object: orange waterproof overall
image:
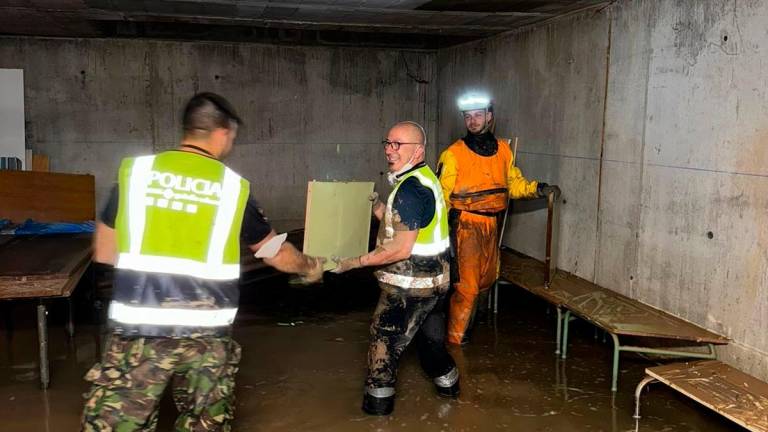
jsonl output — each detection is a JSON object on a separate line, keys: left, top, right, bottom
{"left": 438, "top": 138, "right": 538, "bottom": 344}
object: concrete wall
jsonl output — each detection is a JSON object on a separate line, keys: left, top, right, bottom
{"left": 0, "top": 37, "right": 437, "bottom": 230}
{"left": 2, "top": 0, "right": 766, "bottom": 380}
{"left": 437, "top": 0, "right": 768, "bottom": 380}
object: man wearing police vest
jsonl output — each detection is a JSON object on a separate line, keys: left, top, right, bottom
{"left": 332, "top": 121, "right": 458, "bottom": 416}
{"left": 438, "top": 93, "right": 560, "bottom": 346}
{"left": 81, "top": 93, "right": 325, "bottom": 431}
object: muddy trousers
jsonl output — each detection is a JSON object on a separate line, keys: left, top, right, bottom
{"left": 447, "top": 211, "right": 500, "bottom": 345}
{"left": 365, "top": 283, "right": 458, "bottom": 412}
{"left": 81, "top": 334, "right": 241, "bottom": 432}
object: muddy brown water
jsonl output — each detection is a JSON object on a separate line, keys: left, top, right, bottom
{"left": 0, "top": 271, "right": 741, "bottom": 431}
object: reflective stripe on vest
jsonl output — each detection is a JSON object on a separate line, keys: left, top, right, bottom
{"left": 109, "top": 301, "right": 237, "bottom": 327}
{"left": 384, "top": 166, "right": 449, "bottom": 257}
{"left": 115, "top": 254, "right": 240, "bottom": 280}
{"left": 115, "top": 153, "right": 246, "bottom": 280}
{"left": 434, "top": 367, "right": 459, "bottom": 388}
{"left": 377, "top": 271, "right": 448, "bottom": 289}
{"left": 366, "top": 387, "right": 396, "bottom": 398}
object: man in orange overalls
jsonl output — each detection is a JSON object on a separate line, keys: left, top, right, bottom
{"left": 438, "top": 93, "right": 560, "bottom": 345}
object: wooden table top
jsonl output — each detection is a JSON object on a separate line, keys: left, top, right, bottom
{"left": 0, "top": 234, "right": 92, "bottom": 299}
{"left": 500, "top": 249, "right": 729, "bottom": 344}
{"left": 646, "top": 360, "right": 768, "bottom": 432}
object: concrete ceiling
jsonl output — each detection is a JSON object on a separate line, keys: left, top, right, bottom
{"left": 0, "top": 0, "right": 609, "bottom": 48}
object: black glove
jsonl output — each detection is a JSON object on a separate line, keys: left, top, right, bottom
{"left": 537, "top": 183, "right": 561, "bottom": 198}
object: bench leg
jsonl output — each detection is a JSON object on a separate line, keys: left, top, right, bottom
{"left": 489, "top": 281, "right": 500, "bottom": 314}
{"left": 633, "top": 375, "right": 656, "bottom": 419}
{"left": 555, "top": 307, "right": 563, "bottom": 355}
{"left": 610, "top": 333, "right": 620, "bottom": 392}
{"left": 706, "top": 343, "right": 717, "bottom": 359}
{"left": 561, "top": 310, "right": 571, "bottom": 360}
{"left": 37, "top": 302, "right": 50, "bottom": 389}
{"left": 66, "top": 297, "right": 75, "bottom": 338}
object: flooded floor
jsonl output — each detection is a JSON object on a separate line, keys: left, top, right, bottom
{"left": 0, "top": 272, "right": 741, "bottom": 431}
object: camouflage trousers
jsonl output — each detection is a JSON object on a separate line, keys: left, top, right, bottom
{"left": 81, "top": 334, "right": 242, "bottom": 432}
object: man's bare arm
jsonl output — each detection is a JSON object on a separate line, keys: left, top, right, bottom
{"left": 332, "top": 229, "right": 417, "bottom": 273}
{"left": 360, "top": 230, "right": 417, "bottom": 267}
{"left": 93, "top": 221, "right": 117, "bottom": 265}
{"left": 249, "top": 230, "right": 324, "bottom": 278}
{"left": 372, "top": 201, "right": 385, "bottom": 221}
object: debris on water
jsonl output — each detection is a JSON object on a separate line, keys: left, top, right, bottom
{"left": 14, "top": 371, "right": 36, "bottom": 382}
{"left": 277, "top": 320, "right": 305, "bottom": 327}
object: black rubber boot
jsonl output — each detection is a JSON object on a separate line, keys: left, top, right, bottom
{"left": 460, "top": 332, "right": 472, "bottom": 346}
{"left": 460, "top": 302, "right": 481, "bottom": 346}
{"left": 362, "top": 393, "right": 395, "bottom": 416}
{"left": 476, "top": 291, "right": 490, "bottom": 324}
{"left": 435, "top": 382, "right": 460, "bottom": 398}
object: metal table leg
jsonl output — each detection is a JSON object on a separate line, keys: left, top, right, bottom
{"left": 610, "top": 337, "right": 716, "bottom": 392}
{"left": 2, "top": 300, "right": 14, "bottom": 333}
{"left": 66, "top": 297, "right": 75, "bottom": 338}
{"left": 37, "top": 302, "right": 49, "bottom": 389}
{"left": 633, "top": 375, "right": 656, "bottom": 419}
{"left": 561, "top": 310, "right": 572, "bottom": 359}
{"left": 555, "top": 307, "right": 563, "bottom": 355}
{"left": 610, "top": 333, "right": 621, "bottom": 392}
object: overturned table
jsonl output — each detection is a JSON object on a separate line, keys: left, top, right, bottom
{"left": 0, "top": 234, "right": 92, "bottom": 389}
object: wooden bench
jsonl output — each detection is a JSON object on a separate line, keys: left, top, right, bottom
{"left": 634, "top": 360, "right": 768, "bottom": 431}
{"left": 499, "top": 248, "right": 730, "bottom": 391}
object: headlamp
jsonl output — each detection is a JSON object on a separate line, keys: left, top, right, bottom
{"left": 457, "top": 93, "right": 491, "bottom": 111}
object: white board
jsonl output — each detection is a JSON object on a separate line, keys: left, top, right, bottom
{"left": 303, "top": 181, "right": 374, "bottom": 270}
{"left": 0, "top": 69, "right": 25, "bottom": 170}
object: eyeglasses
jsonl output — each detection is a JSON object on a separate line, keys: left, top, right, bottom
{"left": 381, "top": 139, "right": 422, "bottom": 150}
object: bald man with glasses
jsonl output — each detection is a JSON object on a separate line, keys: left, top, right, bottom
{"left": 332, "top": 121, "right": 459, "bottom": 415}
